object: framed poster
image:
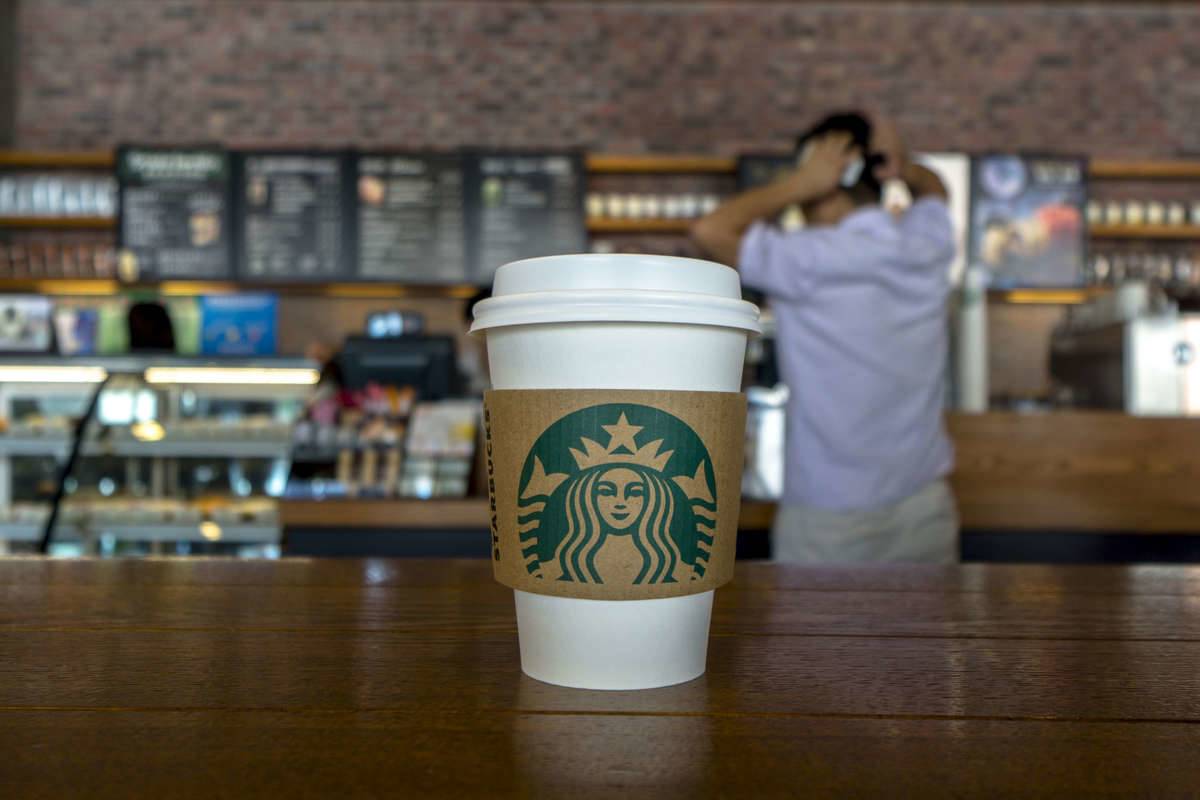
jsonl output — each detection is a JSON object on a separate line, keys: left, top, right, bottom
{"left": 968, "top": 154, "right": 1087, "bottom": 288}
{"left": 116, "top": 145, "right": 233, "bottom": 281}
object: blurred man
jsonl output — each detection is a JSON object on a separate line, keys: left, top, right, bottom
{"left": 691, "top": 112, "right": 958, "bottom": 563}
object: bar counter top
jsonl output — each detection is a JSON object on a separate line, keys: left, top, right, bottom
{"left": 2, "top": 557, "right": 1199, "bottom": 796}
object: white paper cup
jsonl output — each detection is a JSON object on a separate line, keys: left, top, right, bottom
{"left": 472, "top": 253, "right": 759, "bottom": 690}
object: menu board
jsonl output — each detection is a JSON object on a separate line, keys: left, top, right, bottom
{"left": 116, "top": 146, "right": 232, "bottom": 281}
{"left": 464, "top": 151, "right": 586, "bottom": 283}
{"left": 968, "top": 154, "right": 1087, "bottom": 288}
{"left": 355, "top": 153, "right": 467, "bottom": 283}
{"left": 737, "top": 153, "right": 804, "bottom": 232}
{"left": 736, "top": 154, "right": 796, "bottom": 191}
{"left": 234, "top": 151, "right": 353, "bottom": 281}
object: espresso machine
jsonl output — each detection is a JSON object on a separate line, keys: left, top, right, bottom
{"left": 1050, "top": 283, "right": 1200, "bottom": 416}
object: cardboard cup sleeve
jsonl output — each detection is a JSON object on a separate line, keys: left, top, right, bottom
{"left": 484, "top": 388, "right": 747, "bottom": 601}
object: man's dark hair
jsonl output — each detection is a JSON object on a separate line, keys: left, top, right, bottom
{"left": 795, "top": 111, "right": 884, "bottom": 205}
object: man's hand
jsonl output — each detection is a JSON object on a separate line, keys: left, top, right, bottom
{"left": 690, "top": 131, "right": 858, "bottom": 267}
{"left": 793, "top": 131, "right": 860, "bottom": 198}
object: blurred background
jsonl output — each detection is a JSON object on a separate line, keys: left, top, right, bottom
{"left": 0, "top": 0, "right": 1198, "bottom": 561}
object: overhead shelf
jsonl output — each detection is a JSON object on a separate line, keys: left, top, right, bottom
{"left": 991, "top": 287, "right": 1106, "bottom": 305}
{"left": 587, "top": 217, "right": 694, "bottom": 234}
{"left": 1089, "top": 160, "right": 1200, "bottom": 180}
{"left": 0, "top": 151, "right": 1198, "bottom": 180}
{"left": 0, "top": 216, "right": 115, "bottom": 229}
{"left": 0, "top": 151, "right": 115, "bottom": 169}
{"left": 0, "top": 435, "right": 292, "bottom": 460}
{"left": 586, "top": 154, "right": 737, "bottom": 174}
{"left": 0, "top": 278, "right": 480, "bottom": 298}
{"left": 1089, "top": 224, "right": 1200, "bottom": 239}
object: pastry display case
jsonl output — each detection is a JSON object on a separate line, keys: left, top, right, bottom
{"left": 0, "top": 355, "right": 317, "bottom": 555}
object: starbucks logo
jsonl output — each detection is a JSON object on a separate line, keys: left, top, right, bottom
{"left": 516, "top": 403, "right": 717, "bottom": 585}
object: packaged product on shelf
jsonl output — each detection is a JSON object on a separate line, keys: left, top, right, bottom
{"left": 1167, "top": 202, "right": 1187, "bottom": 226}
{"left": 625, "top": 194, "right": 644, "bottom": 219}
{"left": 680, "top": 194, "right": 700, "bottom": 218}
{"left": 585, "top": 193, "right": 605, "bottom": 219}
{"left": 1146, "top": 201, "right": 1165, "bottom": 225}
{"left": 1105, "top": 201, "right": 1124, "bottom": 226}
{"left": 1124, "top": 201, "right": 1144, "bottom": 226}
{"left": 605, "top": 193, "right": 627, "bottom": 218}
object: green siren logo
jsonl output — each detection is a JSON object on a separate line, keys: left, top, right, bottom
{"left": 517, "top": 403, "right": 717, "bottom": 585}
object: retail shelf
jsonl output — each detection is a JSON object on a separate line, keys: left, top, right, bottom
{"left": 0, "top": 521, "right": 278, "bottom": 544}
{"left": 0, "top": 151, "right": 114, "bottom": 169}
{"left": 1089, "top": 224, "right": 1200, "bottom": 239}
{"left": 587, "top": 217, "right": 694, "bottom": 234}
{"left": 0, "top": 277, "right": 479, "bottom": 298}
{"left": 990, "top": 287, "right": 1106, "bottom": 305}
{"left": 3, "top": 150, "right": 1200, "bottom": 180}
{"left": 1089, "top": 160, "right": 1200, "bottom": 180}
{"left": 0, "top": 435, "right": 292, "bottom": 460}
{"left": 0, "top": 216, "right": 115, "bottom": 229}
{"left": 586, "top": 154, "right": 737, "bottom": 174}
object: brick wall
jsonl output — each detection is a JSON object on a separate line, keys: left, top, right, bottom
{"left": 0, "top": 0, "right": 15, "bottom": 146}
{"left": 14, "top": 1, "right": 1200, "bottom": 157}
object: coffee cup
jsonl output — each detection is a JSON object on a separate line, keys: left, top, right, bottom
{"left": 471, "top": 253, "right": 760, "bottom": 690}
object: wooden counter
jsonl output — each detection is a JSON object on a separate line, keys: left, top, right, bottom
{"left": 948, "top": 411, "right": 1200, "bottom": 533}
{"left": 282, "top": 412, "right": 1200, "bottom": 535}
{"left": 3, "top": 557, "right": 1199, "bottom": 796}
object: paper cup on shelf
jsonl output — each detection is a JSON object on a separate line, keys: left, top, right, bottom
{"left": 471, "top": 254, "right": 760, "bottom": 690}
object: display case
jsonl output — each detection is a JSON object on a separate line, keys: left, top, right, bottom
{"left": 0, "top": 355, "right": 317, "bottom": 555}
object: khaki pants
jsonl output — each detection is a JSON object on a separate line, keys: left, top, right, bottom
{"left": 771, "top": 480, "right": 959, "bottom": 564}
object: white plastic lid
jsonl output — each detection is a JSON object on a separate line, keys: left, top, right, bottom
{"left": 469, "top": 253, "right": 761, "bottom": 334}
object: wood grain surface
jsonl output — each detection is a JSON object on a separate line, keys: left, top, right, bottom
{"left": 2, "top": 558, "right": 1199, "bottom": 797}
{"left": 280, "top": 413, "right": 1200, "bottom": 536}
{"left": 948, "top": 411, "right": 1200, "bottom": 532}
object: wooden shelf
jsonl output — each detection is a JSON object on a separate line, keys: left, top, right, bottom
{"left": 990, "top": 288, "right": 1106, "bottom": 305}
{"left": 586, "top": 154, "right": 737, "bottom": 174}
{"left": 0, "top": 151, "right": 1197, "bottom": 181}
{"left": 587, "top": 217, "right": 694, "bottom": 234}
{"left": 0, "top": 151, "right": 114, "bottom": 169}
{"left": 0, "top": 216, "right": 115, "bottom": 229}
{"left": 0, "top": 279, "right": 120, "bottom": 295}
{"left": 0, "top": 277, "right": 480, "bottom": 298}
{"left": 1090, "top": 160, "right": 1200, "bottom": 180}
{"left": 1090, "top": 223, "right": 1200, "bottom": 239}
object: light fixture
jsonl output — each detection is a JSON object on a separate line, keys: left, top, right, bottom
{"left": 198, "top": 521, "right": 223, "bottom": 542}
{"left": 130, "top": 420, "right": 166, "bottom": 443}
{"left": 1003, "top": 289, "right": 1091, "bottom": 305}
{"left": 142, "top": 367, "right": 320, "bottom": 386}
{"left": 0, "top": 366, "right": 108, "bottom": 383}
